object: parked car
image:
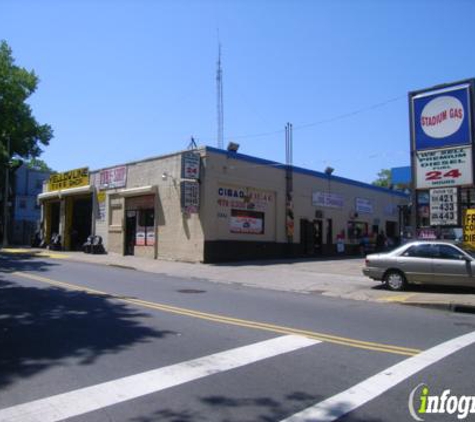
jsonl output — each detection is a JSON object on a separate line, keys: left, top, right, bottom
{"left": 362, "top": 240, "right": 475, "bottom": 291}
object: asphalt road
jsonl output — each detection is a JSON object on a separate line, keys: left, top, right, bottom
{"left": 1, "top": 254, "right": 475, "bottom": 422}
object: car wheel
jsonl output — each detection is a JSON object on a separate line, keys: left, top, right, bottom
{"left": 384, "top": 270, "right": 406, "bottom": 291}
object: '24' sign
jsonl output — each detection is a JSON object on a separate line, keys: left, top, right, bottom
{"left": 425, "top": 169, "right": 461, "bottom": 181}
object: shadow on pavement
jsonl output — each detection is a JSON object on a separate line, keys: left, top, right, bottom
{"left": 371, "top": 282, "right": 475, "bottom": 295}
{"left": 0, "top": 253, "right": 59, "bottom": 273}
{"left": 131, "top": 391, "right": 385, "bottom": 422}
{"left": 210, "top": 256, "right": 363, "bottom": 268}
{"left": 0, "top": 272, "right": 175, "bottom": 388}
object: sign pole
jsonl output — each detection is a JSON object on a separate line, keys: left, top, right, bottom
{"left": 2, "top": 136, "right": 10, "bottom": 248}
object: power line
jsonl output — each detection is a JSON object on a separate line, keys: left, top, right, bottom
{"left": 219, "top": 94, "right": 405, "bottom": 142}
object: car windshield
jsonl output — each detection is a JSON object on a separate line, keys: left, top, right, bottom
{"left": 460, "top": 245, "right": 475, "bottom": 258}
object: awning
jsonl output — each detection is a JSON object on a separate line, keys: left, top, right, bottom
{"left": 38, "top": 185, "right": 93, "bottom": 202}
{"left": 115, "top": 185, "right": 157, "bottom": 197}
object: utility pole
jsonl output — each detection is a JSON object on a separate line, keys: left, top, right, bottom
{"left": 216, "top": 41, "right": 224, "bottom": 149}
{"left": 2, "top": 136, "right": 10, "bottom": 248}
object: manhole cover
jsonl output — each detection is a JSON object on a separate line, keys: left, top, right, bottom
{"left": 177, "top": 289, "right": 206, "bottom": 294}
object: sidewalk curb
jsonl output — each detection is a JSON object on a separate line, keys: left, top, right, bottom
{"left": 401, "top": 302, "right": 475, "bottom": 314}
{"left": 2, "top": 247, "right": 475, "bottom": 314}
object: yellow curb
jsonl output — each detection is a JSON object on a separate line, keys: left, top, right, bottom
{"left": 0, "top": 248, "right": 69, "bottom": 259}
{"left": 377, "top": 294, "right": 416, "bottom": 303}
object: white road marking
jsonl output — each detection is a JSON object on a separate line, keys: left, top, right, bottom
{"left": 281, "top": 330, "right": 475, "bottom": 422}
{"left": 0, "top": 335, "right": 319, "bottom": 422}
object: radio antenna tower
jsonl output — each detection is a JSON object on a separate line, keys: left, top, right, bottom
{"left": 216, "top": 41, "right": 224, "bottom": 149}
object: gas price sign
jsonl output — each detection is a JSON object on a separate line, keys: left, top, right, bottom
{"left": 415, "top": 147, "right": 473, "bottom": 189}
{"left": 430, "top": 187, "right": 458, "bottom": 225}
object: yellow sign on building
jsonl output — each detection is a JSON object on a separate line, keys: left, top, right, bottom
{"left": 48, "top": 167, "right": 89, "bottom": 192}
{"left": 463, "top": 209, "right": 475, "bottom": 249}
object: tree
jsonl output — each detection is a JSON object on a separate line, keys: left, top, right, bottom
{"left": 372, "top": 169, "right": 392, "bottom": 188}
{"left": 0, "top": 40, "right": 53, "bottom": 246}
{"left": 0, "top": 40, "right": 53, "bottom": 163}
{"left": 25, "top": 157, "right": 54, "bottom": 172}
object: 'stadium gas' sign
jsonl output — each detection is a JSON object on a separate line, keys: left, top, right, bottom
{"left": 48, "top": 167, "right": 89, "bottom": 191}
{"left": 412, "top": 83, "right": 471, "bottom": 150}
{"left": 411, "top": 81, "right": 474, "bottom": 189}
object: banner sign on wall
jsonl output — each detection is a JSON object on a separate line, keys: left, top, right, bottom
{"left": 355, "top": 197, "right": 373, "bottom": 214}
{"left": 312, "top": 191, "right": 344, "bottom": 209}
{"left": 99, "top": 166, "right": 127, "bottom": 189}
{"left": 415, "top": 146, "right": 473, "bottom": 189}
{"left": 412, "top": 84, "right": 472, "bottom": 151}
{"left": 48, "top": 167, "right": 89, "bottom": 192}
{"left": 230, "top": 210, "right": 264, "bottom": 234}
{"left": 181, "top": 152, "right": 201, "bottom": 180}
{"left": 430, "top": 187, "right": 458, "bottom": 225}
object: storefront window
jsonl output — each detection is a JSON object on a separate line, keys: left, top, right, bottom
{"left": 230, "top": 210, "right": 265, "bottom": 234}
{"left": 136, "top": 209, "right": 155, "bottom": 246}
{"left": 347, "top": 221, "right": 368, "bottom": 241}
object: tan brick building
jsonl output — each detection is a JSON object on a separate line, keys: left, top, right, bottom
{"left": 39, "top": 146, "right": 408, "bottom": 262}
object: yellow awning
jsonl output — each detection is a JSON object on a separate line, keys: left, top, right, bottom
{"left": 38, "top": 185, "right": 93, "bottom": 202}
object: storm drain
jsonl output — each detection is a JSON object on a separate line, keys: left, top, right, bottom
{"left": 176, "top": 289, "right": 206, "bottom": 294}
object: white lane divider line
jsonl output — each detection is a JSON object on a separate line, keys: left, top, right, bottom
{"left": 0, "top": 335, "right": 319, "bottom": 422}
{"left": 281, "top": 330, "right": 475, "bottom": 422}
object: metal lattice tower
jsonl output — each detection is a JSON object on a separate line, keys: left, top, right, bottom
{"left": 216, "top": 43, "right": 224, "bottom": 149}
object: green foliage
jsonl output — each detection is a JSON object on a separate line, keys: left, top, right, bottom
{"left": 25, "top": 157, "right": 54, "bottom": 172}
{"left": 0, "top": 40, "right": 53, "bottom": 163}
{"left": 372, "top": 169, "right": 392, "bottom": 188}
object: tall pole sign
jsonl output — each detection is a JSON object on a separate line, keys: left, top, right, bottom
{"left": 409, "top": 79, "right": 475, "bottom": 229}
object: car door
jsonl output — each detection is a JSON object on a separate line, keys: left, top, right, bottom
{"left": 431, "top": 244, "right": 474, "bottom": 287}
{"left": 397, "top": 244, "right": 435, "bottom": 283}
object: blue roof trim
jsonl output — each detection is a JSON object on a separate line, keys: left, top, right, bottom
{"left": 205, "top": 146, "right": 408, "bottom": 198}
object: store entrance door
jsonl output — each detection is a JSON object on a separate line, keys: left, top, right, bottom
{"left": 314, "top": 219, "right": 323, "bottom": 254}
{"left": 50, "top": 202, "right": 60, "bottom": 238}
{"left": 125, "top": 211, "right": 137, "bottom": 256}
{"left": 70, "top": 197, "right": 92, "bottom": 250}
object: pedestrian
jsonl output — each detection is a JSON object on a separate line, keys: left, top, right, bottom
{"left": 376, "top": 231, "right": 386, "bottom": 252}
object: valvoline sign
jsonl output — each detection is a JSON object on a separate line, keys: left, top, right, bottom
{"left": 413, "top": 84, "right": 472, "bottom": 150}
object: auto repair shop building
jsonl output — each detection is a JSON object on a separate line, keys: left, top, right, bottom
{"left": 38, "top": 146, "right": 408, "bottom": 262}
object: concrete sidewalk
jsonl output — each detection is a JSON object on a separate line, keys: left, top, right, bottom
{"left": 2, "top": 247, "right": 475, "bottom": 312}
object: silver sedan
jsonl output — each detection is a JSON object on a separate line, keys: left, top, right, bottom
{"left": 362, "top": 241, "right": 475, "bottom": 291}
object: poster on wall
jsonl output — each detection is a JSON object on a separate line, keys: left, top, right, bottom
{"left": 430, "top": 187, "right": 458, "bottom": 226}
{"left": 135, "top": 230, "right": 146, "bottom": 246}
{"left": 97, "top": 190, "right": 106, "bottom": 221}
{"left": 415, "top": 146, "right": 473, "bottom": 189}
{"left": 230, "top": 210, "right": 264, "bottom": 234}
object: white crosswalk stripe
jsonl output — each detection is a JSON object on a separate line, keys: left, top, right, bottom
{"left": 280, "top": 330, "right": 475, "bottom": 422}
{"left": 0, "top": 335, "right": 319, "bottom": 422}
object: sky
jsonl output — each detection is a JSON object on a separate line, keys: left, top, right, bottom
{"left": 1, "top": 0, "right": 475, "bottom": 183}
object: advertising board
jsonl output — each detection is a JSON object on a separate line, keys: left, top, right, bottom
{"left": 181, "top": 152, "right": 200, "bottom": 180}
{"left": 412, "top": 83, "right": 472, "bottom": 151}
{"left": 415, "top": 146, "right": 473, "bottom": 189}
{"left": 99, "top": 166, "right": 127, "bottom": 189}
{"left": 48, "top": 167, "right": 89, "bottom": 192}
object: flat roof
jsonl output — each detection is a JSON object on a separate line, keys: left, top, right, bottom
{"left": 206, "top": 146, "right": 409, "bottom": 198}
